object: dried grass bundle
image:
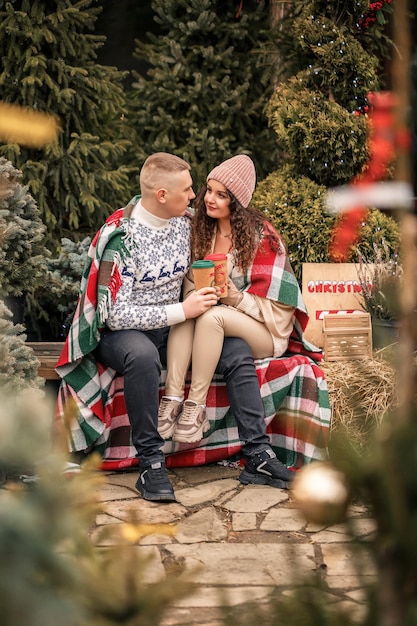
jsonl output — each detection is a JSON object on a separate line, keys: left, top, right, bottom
{"left": 322, "top": 351, "right": 399, "bottom": 449}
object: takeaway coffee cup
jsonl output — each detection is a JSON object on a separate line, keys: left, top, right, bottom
{"left": 192, "top": 260, "right": 215, "bottom": 290}
{"left": 204, "top": 253, "right": 228, "bottom": 297}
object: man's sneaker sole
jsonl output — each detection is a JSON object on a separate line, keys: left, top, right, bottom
{"left": 172, "top": 418, "right": 210, "bottom": 444}
{"left": 135, "top": 478, "right": 176, "bottom": 502}
{"left": 238, "top": 469, "right": 290, "bottom": 490}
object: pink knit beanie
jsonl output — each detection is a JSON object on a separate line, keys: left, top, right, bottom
{"left": 206, "top": 155, "right": 256, "bottom": 208}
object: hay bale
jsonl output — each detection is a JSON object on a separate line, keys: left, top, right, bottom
{"left": 322, "top": 350, "right": 398, "bottom": 449}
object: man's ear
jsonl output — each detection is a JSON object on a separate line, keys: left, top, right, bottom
{"left": 156, "top": 188, "right": 167, "bottom": 203}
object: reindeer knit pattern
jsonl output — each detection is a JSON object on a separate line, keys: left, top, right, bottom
{"left": 106, "top": 214, "right": 191, "bottom": 331}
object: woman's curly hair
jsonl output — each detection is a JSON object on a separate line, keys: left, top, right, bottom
{"left": 191, "top": 184, "right": 283, "bottom": 272}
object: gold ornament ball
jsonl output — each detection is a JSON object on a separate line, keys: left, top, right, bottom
{"left": 292, "top": 462, "right": 350, "bottom": 525}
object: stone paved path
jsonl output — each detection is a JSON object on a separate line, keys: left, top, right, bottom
{"left": 93, "top": 464, "right": 376, "bottom": 626}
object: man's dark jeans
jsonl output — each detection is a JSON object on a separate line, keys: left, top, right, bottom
{"left": 96, "top": 328, "right": 270, "bottom": 465}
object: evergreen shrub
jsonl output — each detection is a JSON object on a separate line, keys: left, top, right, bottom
{"left": 0, "top": 158, "right": 49, "bottom": 298}
{"left": 25, "top": 237, "right": 91, "bottom": 341}
{"left": 253, "top": 164, "right": 401, "bottom": 281}
{"left": 253, "top": 165, "right": 334, "bottom": 279}
{"left": 353, "top": 209, "right": 401, "bottom": 260}
{"left": 127, "top": 0, "right": 277, "bottom": 188}
{"left": 258, "top": 0, "right": 400, "bottom": 280}
{"left": 0, "top": 301, "right": 42, "bottom": 393}
{"left": 0, "top": 0, "right": 135, "bottom": 250}
{"left": 266, "top": 80, "right": 370, "bottom": 187}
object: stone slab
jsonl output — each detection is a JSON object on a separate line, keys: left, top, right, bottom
{"left": 176, "top": 507, "right": 228, "bottom": 543}
{"left": 261, "top": 507, "right": 306, "bottom": 532}
{"left": 164, "top": 543, "right": 315, "bottom": 586}
{"left": 223, "top": 486, "right": 288, "bottom": 513}
{"left": 175, "top": 479, "right": 238, "bottom": 507}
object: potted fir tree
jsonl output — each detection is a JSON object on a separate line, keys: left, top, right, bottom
{"left": 0, "top": 158, "right": 49, "bottom": 324}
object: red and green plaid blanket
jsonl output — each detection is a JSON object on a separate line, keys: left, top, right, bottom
{"left": 56, "top": 355, "right": 331, "bottom": 470}
{"left": 55, "top": 210, "right": 331, "bottom": 470}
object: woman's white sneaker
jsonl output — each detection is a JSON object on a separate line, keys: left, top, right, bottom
{"left": 157, "top": 397, "right": 183, "bottom": 439}
{"left": 172, "top": 400, "right": 210, "bottom": 443}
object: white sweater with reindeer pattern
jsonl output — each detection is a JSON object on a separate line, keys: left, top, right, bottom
{"left": 106, "top": 199, "right": 191, "bottom": 331}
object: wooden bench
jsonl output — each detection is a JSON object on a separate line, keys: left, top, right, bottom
{"left": 26, "top": 341, "right": 64, "bottom": 380}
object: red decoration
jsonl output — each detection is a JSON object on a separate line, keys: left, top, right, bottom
{"left": 235, "top": 0, "right": 261, "bottom": 19}
{"left": 329, "top": 91, "right": 400, "bottom": 261}
{"left": 358, "top": 0, "right": 393, "bottom": 29}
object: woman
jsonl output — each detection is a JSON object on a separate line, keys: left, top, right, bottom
{"left": 158, "top": 154, "right": 306, "bottom": 444}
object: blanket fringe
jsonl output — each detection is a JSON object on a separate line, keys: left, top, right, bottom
{"left": 122, "top": 228, "right": 135, "bottom": 251}
{"left": 98, "top": 294, "right": 112, "bottom": 325}
{"left": 98, "top": 228, "right": 131, "bottom": 325}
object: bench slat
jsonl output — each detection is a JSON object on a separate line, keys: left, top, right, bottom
{"left": 26, "top": 342, "right": 63, "bottom": 380}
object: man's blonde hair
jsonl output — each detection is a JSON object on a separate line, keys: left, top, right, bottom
{"left": 140, "top": 152, "right": 191, "bottom": 193}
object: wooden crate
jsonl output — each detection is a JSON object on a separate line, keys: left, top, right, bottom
{"left": 26, "top": 341, "right": 64, "bottom": 380}
{"left": 322, "top": 313, "right": 372, "bottom": 361}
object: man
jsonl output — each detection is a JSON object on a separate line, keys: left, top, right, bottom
{"left": 56, "top": 152, "right": 293, "bottom": 503}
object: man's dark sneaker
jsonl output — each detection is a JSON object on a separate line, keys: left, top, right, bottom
{"left": 239, "top": 448, "right": 294, "bottom": 490}
{"left": 135, "top": 460, "right": 176, "bottom": 502}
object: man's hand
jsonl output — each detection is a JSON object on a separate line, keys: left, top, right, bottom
{"left": 219, "top": 279, "right": 243, "bottom": 307}
{"left": 182, "top": 287, "right": 219, "bottom": 319}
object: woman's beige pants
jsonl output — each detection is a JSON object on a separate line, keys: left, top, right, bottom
{"left": 165, "top": 305, "right": 274, "bottom": 405}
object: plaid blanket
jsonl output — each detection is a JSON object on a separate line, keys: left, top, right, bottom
{"left": 244, "top": 223, "right": 308, "bottom": 318}
{"left": 55, "top": 209, "right": 331, "bottom": 469}
{"left": 56, "top": 355, "right": 331, "bottom": 471}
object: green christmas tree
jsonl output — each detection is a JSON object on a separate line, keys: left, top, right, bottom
{"left": 127, "top": 0, "right": 277, "bottom": 189}
{"left": 0, "top": 0, "right": 135, "bottom": 249}
{"left": 0, "top": 158, "right": 49, "bottom": 301}
{"left": 0, "top": 301, "right": 42, "bottom": 394}
{"left": 25, "top": 236, "right": 91, "bottom": 340}
{"left": 252, "top": 0, "right": 399, "bottom": 278}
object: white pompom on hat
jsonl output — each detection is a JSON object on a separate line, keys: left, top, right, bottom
{"left": 206, "top": 154, "right": 256, "bottom": 208}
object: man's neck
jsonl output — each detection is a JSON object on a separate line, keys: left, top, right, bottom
{"left": 131, "top": 198, "right": 169, "bottom": 229}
